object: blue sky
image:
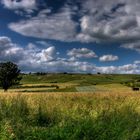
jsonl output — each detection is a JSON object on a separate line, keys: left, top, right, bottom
{"left": 0, "top": 0, "right": 140, "bottom": 73}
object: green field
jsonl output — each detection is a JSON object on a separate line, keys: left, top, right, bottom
{"left": 0, "top": 74, "right": 140, "bottom": 140}
{"left": 21, "top": 73, "right": 140, "bottom": 85}
{"left": 5, "top": 73, "right": 140, "bottom": 93}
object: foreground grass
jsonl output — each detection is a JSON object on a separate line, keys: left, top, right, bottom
{"left": 0, "top": 92, "right": 140, "bottom": 140}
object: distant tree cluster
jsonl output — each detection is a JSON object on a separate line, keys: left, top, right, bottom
{"left": 36, "top": 72, "right": 48, "bottom": 75}
{"left": 0, "top": 62, "right": 22, "bottom": 91}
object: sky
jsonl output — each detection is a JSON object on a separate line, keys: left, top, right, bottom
{"left": 0, "top": 0, "right": 140, "bottom": 74}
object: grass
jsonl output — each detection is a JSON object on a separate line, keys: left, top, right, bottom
{"left": 0, "top": 74, "right": 140, "bottom": 139}
{"left": 0, "top": 92, "right": 140, "bottom": 139}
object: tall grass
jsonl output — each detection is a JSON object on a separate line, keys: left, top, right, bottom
{"left": 0, "top": 92, "right": 140, "bottom": 139}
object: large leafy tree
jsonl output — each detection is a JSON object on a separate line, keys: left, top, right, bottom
{"left": 0, "top": 62, "right": 22, "bottom": 91}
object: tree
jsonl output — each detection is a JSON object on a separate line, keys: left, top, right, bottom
{"left": 97, "top": 72, "right": 101, "bottom": 75}
{"left": 0, "top": 62, "right": 22, "bottom": 91}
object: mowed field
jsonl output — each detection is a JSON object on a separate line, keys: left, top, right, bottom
{"left": 0, "top": 74, "right": 140, "bottom": 140}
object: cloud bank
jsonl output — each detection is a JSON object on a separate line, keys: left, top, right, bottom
{"left": 4, "top": 0, "right": 140, "bottom": 46}
{"left": 0, "top": 36, "right": 139, "bottom": 74}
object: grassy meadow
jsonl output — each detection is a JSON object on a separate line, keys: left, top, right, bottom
{"left": 0, "top": 74, "right": 140, "bottom": 139}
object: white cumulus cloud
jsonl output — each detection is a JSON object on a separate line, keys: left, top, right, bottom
{"left": 1, "top": 0, "right": 37, "bottom": 10}
{"left": 67, "top": 48, "right": 97, "bottom": 59}
{"left": 0, "top": 36, "right": 139, "bottom": 74}
{"left": 99, "top": 55, "right": 119, "bottom": 62}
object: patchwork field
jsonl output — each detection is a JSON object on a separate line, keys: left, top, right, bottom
{"left": 2, "top": 73, "right": 140, "bottom": 93}
{"left": 0, "top": 74, "right": 140, "bottom": 140}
